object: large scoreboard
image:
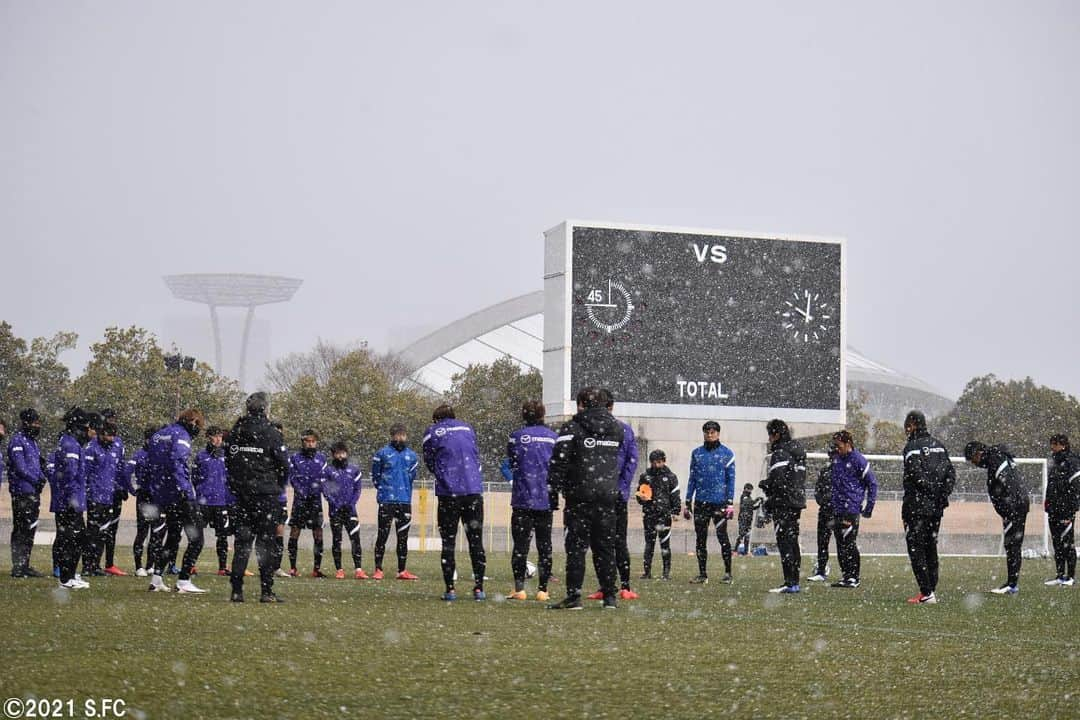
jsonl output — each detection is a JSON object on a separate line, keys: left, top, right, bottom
{"left": 543, "top": 221, "right": 846, "bottom": 423}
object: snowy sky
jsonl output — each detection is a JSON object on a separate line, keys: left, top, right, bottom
{"left": 2, "top": 1, "right": 1078, "bottom": 400}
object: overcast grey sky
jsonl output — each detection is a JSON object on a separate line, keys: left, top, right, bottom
{"left": 2, "top": 1, "right": 1078, "bottom": 399}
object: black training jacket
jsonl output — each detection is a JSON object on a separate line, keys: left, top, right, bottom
{"left": 902, "top": 430, "right": 955, "bottom": 518}
{"left": 761, "top": 437, "right": 807, "bottom": 513}
{"left": 979, "top": 445, "right": 1030, "bottom": 519}
{"left": 225, "top": 412, "right": 289, "bottom": 499}
{"left": 1046, "top": 449, "right": 1080, "bottom": 518}
{"left": 637, "top": 466, "right": 681, "bottom": 517}
{"left": 548, "top": 407, "right": 626, "bottom": 507}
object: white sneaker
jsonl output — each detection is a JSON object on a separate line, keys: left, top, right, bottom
{"left": 135, "top": 568, "right": 148, "bottom": 578}
{"left": 807, "top": 573, "right": 827, "bottom": 583}
{"left": 919, "top": 592, "right": 938, "bottom": 604}
{"left": 274, "top": 568, "right": 289, "bottom": 578}
{"left": 1044, "top": 577, "right": 1063, "bottom": 586}
{"left": 1061, "top": 577, "right": 1075, "bottom": 587}
{"left": 175, "top": 579, "right": 207, "bottom": 594}
{"left": 148, "top": 575, "right": 170, "bottom": 592}
{"left": 990, "top": 584, "right": 1019, "bottom": 595}
{"left": 59, "top": 579, "right": 88, "bottom": 590}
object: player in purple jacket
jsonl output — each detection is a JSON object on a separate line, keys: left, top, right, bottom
{"left": 193, "top": 426, "right": 236, "bottom": 575}
{"left": 50, "top": 407, "right": 91, "bottom": 589}
{"left": 287, "top": 430, "right": 328, "bottom": 577}
{"left": 145, "top": 409, "right": 206, "bottom": 594}
{"left": 422, "top": 404, "right": 486, "bottom": 601}
{"left": 828, "top": 430, "right": 877, "bottom": 588}
{"left": 127, "top": 427, "right": 156, "bottom": 576}
{"left": 7, "top": 409, "right": 46, "bottom": 577}
{"left": 82, "top": 420, "right": 124, "bottom": 577}
{"left": 506, "top": 401, "right": 558, "bottom": 601}
{"left": 323, "top": 441, "right": 366, "bottom": 579}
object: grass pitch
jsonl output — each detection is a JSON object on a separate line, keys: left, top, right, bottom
{"left": 0, "top": 548, "right": 1077, "bottom": 719}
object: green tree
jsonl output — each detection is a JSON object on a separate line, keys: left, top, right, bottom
{"left": 66, "top": 326, "right": 243, "bottom": 439}
{"left": 800, "top": 388, "right": 872, "bottom": 451}
{"left": 447, "top": 357, "right": 543, "bottom": 481}
{"left": 938, "top": 374, "right": 1080, "bottom": 458}
{"left": 269, "top": 342, "right": 432, "bottom": 464}
{"left": 0, "top": 321, "right": 77, "bottom": 436}
{"left": 868, "top": 420, "right": 907, "bottom": 454}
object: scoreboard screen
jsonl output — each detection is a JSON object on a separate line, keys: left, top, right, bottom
{"left": 543, "top": 221, "right": 846, "bottom": 422}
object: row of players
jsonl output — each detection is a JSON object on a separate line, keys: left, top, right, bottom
{"left": 2, "top": 394, "right": 1079, "bottom": 604}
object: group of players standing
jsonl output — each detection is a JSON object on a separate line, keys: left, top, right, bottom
{"left": 3, "top": 392, "right": 1078, "bottom": 606}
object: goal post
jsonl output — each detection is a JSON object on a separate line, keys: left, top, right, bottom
{"left": 805, "top": 453, "right": 1049, "bottom": 557}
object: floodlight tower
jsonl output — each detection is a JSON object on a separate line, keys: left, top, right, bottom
{"left": 163, "top": 273, "right": 303, "bottom": 388}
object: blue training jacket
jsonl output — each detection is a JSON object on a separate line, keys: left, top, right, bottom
{"left": 146, "top": 423, "right": 196, "bottom": 505}
{"left": 324, "top": 462, "right": 363, "bottom": 511}
{"left": 617, "top": 420, "right": 640, "bottom": 503}
{"left": 371, "top": 444, "right": 418, "bottom": 504}
{"left": 49, "top": 433, "right": 87, "bottom": 513}
{"left": 194, "top": 446, "right": 235, "bottom": 507}
{"left": 289, "top": 450, "right": 328, "bottom": 499}
{"left": 6, "top": 431, "right": 44, "bottom": 497}
{"left": 85, "top": 436, "right": 123, "bottom": 506}
{"left": 506, "top": 424, "right": 558, "bottom": 511}
{"left": 422, "top": 419, "right": 484, "bottom": 497}
{"left": 686, "top": 443, "right": 736, "bottom": 505}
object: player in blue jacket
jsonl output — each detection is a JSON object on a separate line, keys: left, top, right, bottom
{"left": 684, "top": 421, "right": 737, "bottom": 584}
{"left": 7, "top": 409, "right": 46, "bottom": 577}
{"left": 371, "top": 424, "right": 420, "bottom": 580}
{"left": 287, "top": 430, "right": 328, "bottom": 577}
{"left": 323, "top": 441, "right": 366, "bottom": 579}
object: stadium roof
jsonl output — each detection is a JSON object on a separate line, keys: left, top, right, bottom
{"left": 399, "top": 291, "right": 954, "bottom": 408}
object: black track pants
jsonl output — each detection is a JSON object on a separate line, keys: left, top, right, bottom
{"left": 904, "top": 512, "right": 942, "bottom": 595}
{"left": 832, "top": 513, "right": 861, "bottom": 581}
{"left": 328, "top": 506, "right": 363, "bottom": 570}
{"left": 510, "top": 508, "right": 553, "bottom": 591}
{"left": 231, "top": 495, "right": 279, "bottom": 595}
{"left": 375, "top": 503, "right": 412, "bottom": 573}
{"left": 563, "top": 502, "right": 618, "bottom": 598}
{"left": 10, "top": 493, "right": 41, "bottom": 571}
{"left": 1050, "top": 515, "right": 1076, "bottom": 579}
{"left": 693, "top": 501, "right": 732, "bottom": 577}
{"left": 642, "top": 512, "right": 673, "bottom": 577}
{"left": 773, "top": 508, "right": 802, "bottom": 587}
{"left": 438, "top": 495, "right": 486, "bottom": 591}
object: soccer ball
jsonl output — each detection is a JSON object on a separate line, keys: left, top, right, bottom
{"left": 525, "top": 561, "right": 537, "bottom": 578}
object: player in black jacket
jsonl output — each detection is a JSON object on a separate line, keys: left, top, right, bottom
{"left": 965, "top": 441, "right": 1030, "bottom": 594}
{"left": 735, "top": 484, "right": 761, "bottom": 555}
{"left": 808, "top": 448, "right": 836, "bottom": 582}
{"left": 901, "top": 410, "right": 955, "bottom": 605}
{"left": 547, "top": 387, "right": 628, "bottom": 610}
{"left": 760, "top": 419, "right": 807, "bottom": 593}
{"left": 225, "top": 392, "right": 290, "bottom": 603}
{"left": 636, "top": 449, "right": 680, "bottom": 580}
{"left": 1045, "top": 434, "right": 1079, "bottom": 586}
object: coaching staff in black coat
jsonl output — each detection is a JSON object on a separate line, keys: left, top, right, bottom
{"left": 226, "top": 392, "right": 289, "bottom": 603}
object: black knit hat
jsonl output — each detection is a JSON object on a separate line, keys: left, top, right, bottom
{"left": 648, "top": 449, "right": 666, "bottom": 462}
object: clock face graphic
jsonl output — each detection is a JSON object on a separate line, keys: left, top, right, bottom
{"left": 778, "top": 289, "right": 832, "bottom": 343}
{"left": 583, "top": 279, "right": 635, "bottom": 334}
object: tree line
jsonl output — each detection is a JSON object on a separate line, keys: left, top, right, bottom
{"left": 3, "top": 321, "right": 1077, "bottom": 479}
